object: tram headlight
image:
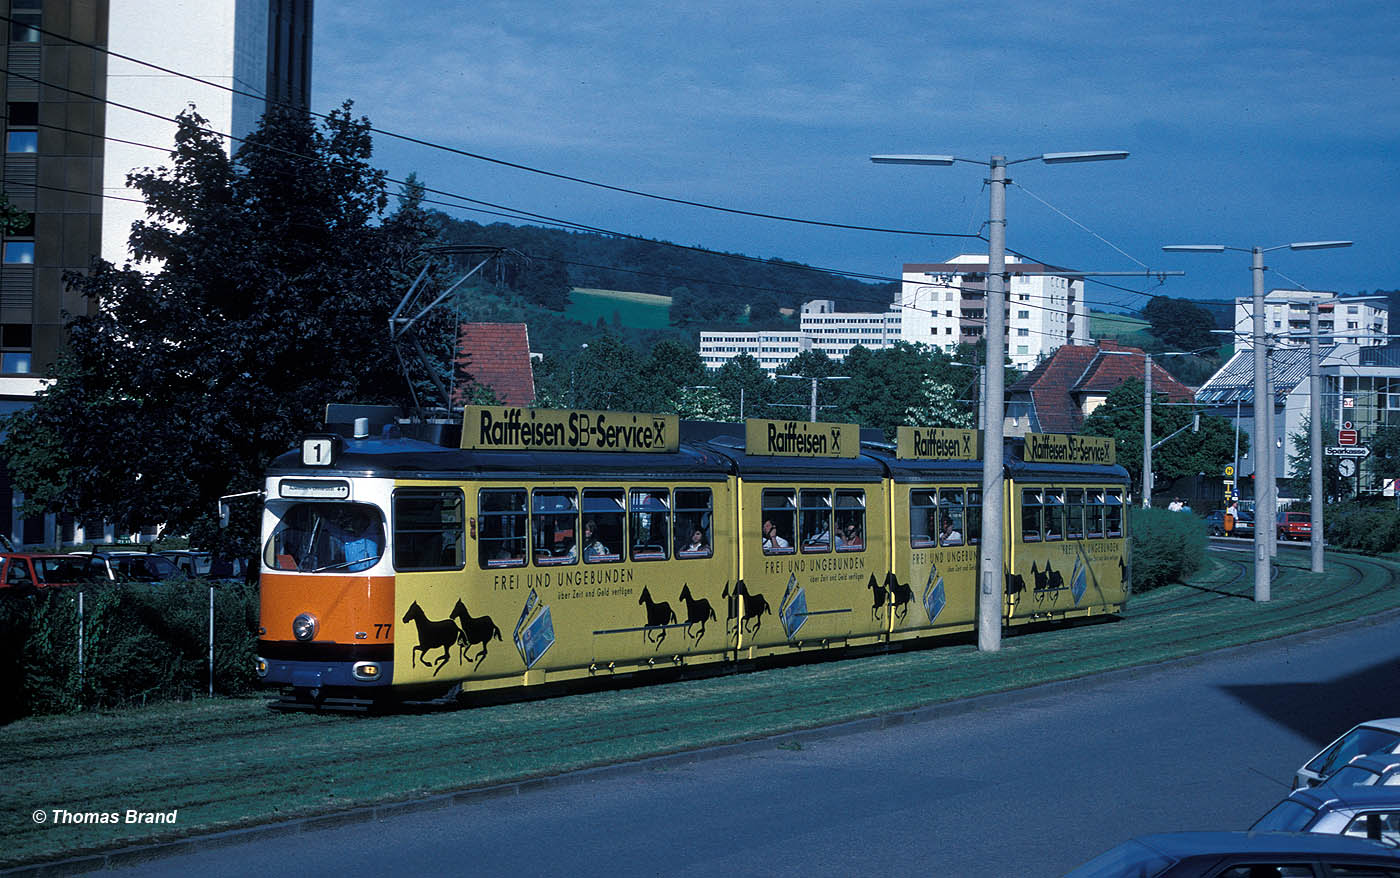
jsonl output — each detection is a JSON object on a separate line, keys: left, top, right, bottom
{"left": 255, "top": 657, "right": 268, "bottom": 677}
{"left": 292, "top": 613, "right": 318, "bottom": 642}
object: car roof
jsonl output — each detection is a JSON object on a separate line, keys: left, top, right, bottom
{"left": 1289, "top": 784, "right": 1400, "bottom": 810}
{"left": 1344, "top": 753, "right": 1400, "bottom": 772}
{"left": 1134, "top": 830, "right": 1400, "bottom": 858}
{"left": 1, "top": 552, "right": 82, "bottom": 560}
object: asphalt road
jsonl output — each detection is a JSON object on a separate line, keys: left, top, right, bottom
{"left": 92, "top": 610, "right": 1400, "bottom": 878}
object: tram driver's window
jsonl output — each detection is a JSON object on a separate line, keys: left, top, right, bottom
{"left": 674, "top": 488, "right": 713, "bottom": 558}
{"left": 532, "top": 489, "right": 578, "bottom": 565}
{"left": 761, "top": 489, "right": 796, "bottom": 555}
{"left": 581, "top": 489, "right": 623, "bottom": 563}
{"left": 479, "top": 489, "right": 527, "bottom": 568}
{"left": 938, "top": 489, "right": 964, "bottom": 546}
{"left": 910, "top": 489, "right": 937, "bottom": 548}
{"left": 629, "top": 489, "right": 670, "bottom": 561}
{"left": 394, "top": 488, "right": 464, "bottom": 571}
{"left": 1022, "top": 489, "right": 1043, "bottom": 542}
{"left": 835, "top": 490, "right": 864, "bottom": 551}
{"left": 1044, "top": 490, "right": 1065, "bottom": 541}
{"left": 1106, "top": 490, "right": 1124, "bottom": 537}
{"left": 800, "top": 489, "right": 832, "bottom": 553}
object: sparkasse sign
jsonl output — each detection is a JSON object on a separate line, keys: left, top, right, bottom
{"left": 1024, "top": 432, "right": 1116, "bottom": 466}
{"left": 461, "top": 406, "right": 678, "bottom": 453}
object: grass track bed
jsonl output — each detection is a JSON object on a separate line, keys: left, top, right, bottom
{"left": 5, "top": 545, "right": 1400, "bottom": 868}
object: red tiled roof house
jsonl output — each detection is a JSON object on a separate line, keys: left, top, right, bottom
{"left": 452, "top": 323, "right": 536, "bottom": 407}
{"left": 1005, "top": 342, "right": 1195, "bottom": 436}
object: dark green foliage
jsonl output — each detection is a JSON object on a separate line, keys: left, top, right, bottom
{"left": 1143, "top": 296, "right": 1221, "bottom": 353}
{"left": 1129, "top": 507, "right": 1208, "bottom": 591}
{"left": 1, "top": 104, "right": 428, "bottom": 558}
{"left": 1322, "top": 503, "right": 1400, "bottom": 554}
{"left": 1081, "top": 379, "right": 1242, "bottom": 499}
{"left": 0, "top": 581, "right": 260, "bottom": 723}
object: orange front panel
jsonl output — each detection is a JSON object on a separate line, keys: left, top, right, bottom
{"left": 260, "top": 573, "right": 396, "bottom": 645}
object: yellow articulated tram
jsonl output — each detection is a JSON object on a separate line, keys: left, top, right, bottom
{"left": 255, "top": 407, "right": 1130, "bottom": 708}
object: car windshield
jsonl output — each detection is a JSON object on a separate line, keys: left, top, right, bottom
{"left": 34, "top": 557, "right": 89, "bottom": 583}
{"left": 1308, "top": 727, "right": 1400, "bottom": 778}
{"left": 1252, "top": 799, "right": 1319, "bottom": 831}
{"left": 264, "top": 502, "right": 385, "bottom": 573}
{"left": 1063, "top": 839, "right": 1176, "bottom": 878}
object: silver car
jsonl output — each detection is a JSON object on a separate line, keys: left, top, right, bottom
{"left": 1253, "top": 785, "right": 1400, "bottom": 846}
{"left": 1326, "top": 754, "right": 1400, "bottom": 790}
{"left": 1295, "top": 718, "right": 1400, "bottom": 789}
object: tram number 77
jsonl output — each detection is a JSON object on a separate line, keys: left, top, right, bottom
{"left": 374, "top": 623, "right": 392, "bottom": 639}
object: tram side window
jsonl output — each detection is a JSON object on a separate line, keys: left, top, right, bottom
{"left": 581, "top": 489, "right": 623, "bottom": 563}
{"left": 629, "top": 489, "right": 669, "bottom": 561}
{"left": 1106, "top": 490, "right": 1124, "bottom": 537}
{"left": 1087, "top": 491, "right": 1106, "bottom": 538}
{"left": 478, "top": 489, "right": 527, "bottom": 568}
{"left": 1066, "top": 488, "right": 1085, "bottom": 539}
{"left": 835, "top": 490, "right": 865, "bottom": 551}
{"left": 801, "top": 489, "right": 832, "bottom": 553}
{"left": 1044, "top": 490, "right": 1065, "bottom": 541}
{"left": 967, "top": 489, "right": 982, "bottom": 545}
{"left": 532, "top": 489, "right": 579, "bottom": 565}
{"left": 910, "top": 489, "right": 937, "bottom": 548}
{"left": 938, "top": 489, "right": 964, "bottom": 546}
{"left": 1022, "top": 489, "right": 1043, "bottom": 542}
{"left": 393, "top": 488, "right": 465, "bottom": 571}
{"left": 674, "top": 488, "right": 713, "bottom": 558}
{"left": 761, "top": 489, "right": 796, "bottom": 554}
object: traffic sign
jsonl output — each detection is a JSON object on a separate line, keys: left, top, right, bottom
{"left": 1223, "top": 464, "right": 1235, "bottom": 478}
{"left": 1325, "top": 445, "right": 1370, "bottom": 458}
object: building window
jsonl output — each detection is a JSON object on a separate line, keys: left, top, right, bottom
{"left": 5, "top": 130, "right": 36, "bottom": 153}
{"left": 1016, "top": 345, "right": 1029, "bottom": 355}
{"left": 3, "top": 242, "right": 34, "bottom": 264}
{"left": 10, "top": 11, "right": 40, "bottom": 43}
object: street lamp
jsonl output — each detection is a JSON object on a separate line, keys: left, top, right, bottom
{"left": 873, "top": 149, "right": 1128, "bottom": 652}
{"left": 774, "top": 374, "right": 850, "bottom": 422}
{"left": 1161, "top": 240, "right": 1352, "bottom": 601}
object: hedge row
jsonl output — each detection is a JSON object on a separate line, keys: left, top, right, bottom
{"left": 1129, "top": 507, "right": 1208, "bottom": 592}
{"left": 1318, "top": 502, "right": 1400, "bottom": 554}
{"left": 0, "top": 581, "right": 259, "bottom": 723}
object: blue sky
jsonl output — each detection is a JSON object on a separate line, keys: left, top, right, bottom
{"left": 311, "top": 1, "right": 1399, "bottom": 312}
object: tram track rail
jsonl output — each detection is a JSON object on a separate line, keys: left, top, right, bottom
{"left": 6, "top": 545, "right": 1400, "bottom": 872}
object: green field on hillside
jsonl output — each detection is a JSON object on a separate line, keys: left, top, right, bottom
{"left": 1090, "top": 310, "right": 1153, "bottom": 343}
{"left": 566, "top": 288, "right": 673, "bottom": 330}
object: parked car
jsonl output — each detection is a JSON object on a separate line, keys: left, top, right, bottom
{"left": 158, "top": 550, "right": 250, "bottom": 582}
{"left": 0, "top": 552, "right": 94, "bottom": 590}
{"left": 1253, "top": 785, "right": 1400, "bottom": 846}
{"left": 1324, "top": 753, "right": 1400, "bottom": 790}
{"left": 1064, "top": 831, "right": 1400, "bottom": 877}
{"left": 1278, "top": 511, "right": 1313, "bottom": 541}
{"left": 76, "top": 550, "right": 181, "bottom": 583}
{"left": 1295, "top": 718, "right": 1400, "bottom": 790}
{"left": 1205, "top": 509, "right": 1255, "bottom": 537}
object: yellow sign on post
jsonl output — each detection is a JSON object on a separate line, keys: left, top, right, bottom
{"left": 1024, "top": 432, "right": 1117, "bottom": 466}
{"left": 460, "top": 406, "right": 678, "bottom": 453}
{"left": 745, "top": 419, "right": 860, "bottom": 458}
{"left": 895, "top": 426, "right": 980, "bottom": 460}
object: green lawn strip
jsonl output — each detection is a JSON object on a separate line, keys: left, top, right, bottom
{"left": 6, "top": 549, "right": 1400, "bottom": 867}
{"left": 564, "top": 288, "right": 672, "bottom": 330}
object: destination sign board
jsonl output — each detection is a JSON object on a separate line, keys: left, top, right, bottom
{"left": 461, "top": 406, "right": 678, "bottom": 453}
{"left": 895, "top": 426, "right": 980, "bottom": 461}
{"left": 745, "top": 419, "right": 859, "bottom": 458}
{"left": 1024, "top": 432, "right": 1116, "bottom": 466}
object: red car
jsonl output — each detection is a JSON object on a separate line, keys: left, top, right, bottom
{"left": 0, "top": 553, "right": 93, "bottom": 590}
{"left": 1278, "top": 511, "right": 1313, "bottom": 541}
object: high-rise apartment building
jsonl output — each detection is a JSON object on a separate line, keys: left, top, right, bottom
{"left": 0, "top": 0, "right": 312, "bottom": 545}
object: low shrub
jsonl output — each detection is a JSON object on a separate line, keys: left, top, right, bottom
{"left": 1322, "top": 503, "right": 1400, "bottom": 554}
{"left": 0, "top": 579, "right": 259, "bottom": 723}
{"left": 1130, "top": 507, "right": 1208, "bottom": 592}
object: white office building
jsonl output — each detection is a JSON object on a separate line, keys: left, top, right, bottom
{"left": 1234, "top": 290, "right": 1389, "bottom": 348}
